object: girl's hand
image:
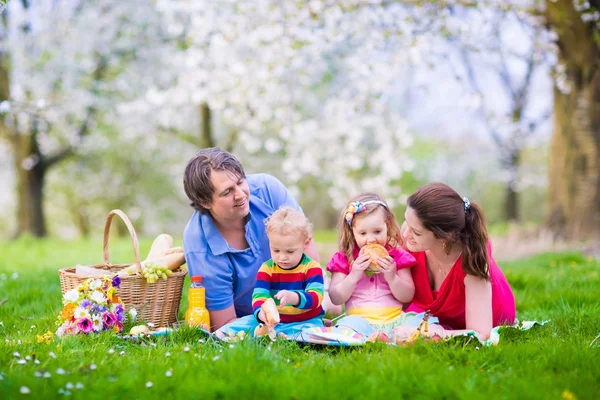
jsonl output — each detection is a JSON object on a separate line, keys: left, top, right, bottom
{"left": 274, "top": 290, "right": 300, "bottom": 307}
{"left": 349, "top": 254, "right": 371, "bottom": 280}
{"left": 378, "top": 256, "right": 397, "bottom": 283}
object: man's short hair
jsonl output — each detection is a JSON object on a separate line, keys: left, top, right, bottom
{"left": 183, "top": 147, "right": 246, "bottom": 214}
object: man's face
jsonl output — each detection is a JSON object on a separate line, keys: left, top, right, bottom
{"left": 204, "top": 169, "right": 250, "bottom": 223}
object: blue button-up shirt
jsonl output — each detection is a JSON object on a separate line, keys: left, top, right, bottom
{"left": 183, "top": 173, "right": 301, "bottom": 317}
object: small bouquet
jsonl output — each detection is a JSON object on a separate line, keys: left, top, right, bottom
{"left": 56, "top": 275, "right": 130, "bottom": 337}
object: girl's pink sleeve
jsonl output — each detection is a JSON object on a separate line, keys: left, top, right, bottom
{"left": 389, "top": 248, "right": 417, "bottom": 270}
{"left": 326, "top": 252, "right": 351, "bottom": 275}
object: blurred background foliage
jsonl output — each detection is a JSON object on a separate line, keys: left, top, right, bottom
{"left": 0, "top": 0, "right": 598, "bottom": 242}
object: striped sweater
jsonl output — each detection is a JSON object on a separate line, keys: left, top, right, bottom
{"left": 252, "top": 254, "right": 324, "bottom": 323}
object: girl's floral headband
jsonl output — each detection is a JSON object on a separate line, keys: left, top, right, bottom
{"left": 344, "top": 200, "right": 388, "bottom": 226}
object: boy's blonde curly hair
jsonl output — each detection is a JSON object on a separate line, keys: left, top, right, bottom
{"left": 266, "top": 207, "right": 313, "bottom": 239}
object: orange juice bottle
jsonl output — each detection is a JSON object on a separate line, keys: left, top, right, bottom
{"left": 184, "top": 276, "right": 211, "bottom": 331}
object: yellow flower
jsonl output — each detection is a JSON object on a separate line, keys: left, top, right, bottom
{"left": 107, "top": 286, "right": 116, "bottom": 299}
{"left": 562, "top": 390, "right": 577, "bottom": 400}
{"left": 37, "top": 331, "right": 54, "bottom": 344}
{"left": 61, "top": 303, "right": 76, "bottom": 320}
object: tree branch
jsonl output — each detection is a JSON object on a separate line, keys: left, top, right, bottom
{"left": 44, "top": 56, "right": 107, "bottom": 169}
{"left": 158, "top": 124, "right": 199, "bottom": 146}
{"left": 455, "top": 42, "right": 505, "bottom": 151}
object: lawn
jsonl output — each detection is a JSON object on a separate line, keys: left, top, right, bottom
{"left": 0, "top": 237, "right": 599, "bottom": 399}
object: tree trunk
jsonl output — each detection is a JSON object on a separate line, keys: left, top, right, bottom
{"left": 199, "top": 102, "right": 214, "bottom": 149}
{"left": 503, "top": 150, "right": 520, "bottom": 222}
{"left": 12, "top": 133, "right": 48, "bottom": 237}
{"left": 545, "top": 0, "right": 600, "bottom": 239}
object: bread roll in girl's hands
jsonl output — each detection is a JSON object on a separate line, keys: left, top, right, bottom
{"left": 359, "top": 243, "right": 389, "bottom": 274}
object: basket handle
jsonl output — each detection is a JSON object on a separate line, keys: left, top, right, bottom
{"left": 103, "top": 209, "right": 142, "bottom": 273}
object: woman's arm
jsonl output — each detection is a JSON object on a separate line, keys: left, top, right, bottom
{"left": 433, "top": 275, "right": 493, "bottom": 340}
{"left": 463, "top": 274, "right": 493, "bottom": 339}
{"left": 393, "top": 275, "right": 493, "bottom": 342}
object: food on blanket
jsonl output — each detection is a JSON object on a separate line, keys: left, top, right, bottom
{"left": 254, "top": 323, "right": 277, "bottom": 340}
{"left": 130, "top": 325, "right": 150, "bottom": 335}
{"left": 144, "top": 247, "right": 185, "bottom": 271}
{"left": 142, "top": 263, "right": 172, "bottom": 284}
{"left": 261, "top": 298, "right": 280, "bottom": 325}
{"left": 146, "top": 234, "right": 174, "bottom": 260}
{"left": 359, "top": 243, "right": 388, "bottom": 273}
{"left": 366, "top": 331, "right": 390, "bottom": 343}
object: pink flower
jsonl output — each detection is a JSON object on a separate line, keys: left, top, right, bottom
{"left": 103, "top": 312, "right": 117, "bottom": 328}
{"left": 76, "top": 318, "right": 93, "bottom": 334}
{"left": 63, "top": 320, "right": 80, "bottom": 336}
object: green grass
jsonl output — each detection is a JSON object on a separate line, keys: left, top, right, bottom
{"left": 1, "top": 238, "right": 599, "bottom": 399}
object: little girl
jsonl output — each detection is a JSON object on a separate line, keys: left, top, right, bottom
{"left": 327, "top": 192, "right": 436, "bottom": 340}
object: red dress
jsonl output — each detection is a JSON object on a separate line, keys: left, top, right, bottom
{"left": 406, "top": 243, "right": 516, "bottom": 329}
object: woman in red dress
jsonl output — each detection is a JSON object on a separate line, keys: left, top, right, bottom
{"left": 396, "top": 183, "right": 516, "bottom": 340}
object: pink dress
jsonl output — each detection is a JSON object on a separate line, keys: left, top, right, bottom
{"left": 326, "top": 246, "right": 416, "bottom": 324}
{"left": 406, "top": 242, "right": 516, "bottom": 328}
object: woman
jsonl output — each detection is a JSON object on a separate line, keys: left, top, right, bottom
{"left": 397, "top": 183, "right": 515, "bottom": 340}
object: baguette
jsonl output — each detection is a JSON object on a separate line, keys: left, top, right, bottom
{"left": 143, "top": 247, "right": 185, "bottom": 271}
{"left": 146, "top": 234, "right": 174, "bottom": 260}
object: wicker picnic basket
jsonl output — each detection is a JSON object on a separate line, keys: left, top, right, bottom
{"left": 58, "top": 209, "right": 187, "bottom": 327}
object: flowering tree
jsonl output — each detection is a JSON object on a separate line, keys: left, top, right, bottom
{"left": 0, "top": 0, "right": 177, "bottom": 237}
{"left": 151, "top": 0, "right": 460, "bottom": 212}
{"left": 437, "top": 5, "right": 553, "bottom": 222}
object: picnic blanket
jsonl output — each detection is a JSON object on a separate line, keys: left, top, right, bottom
{"left": 293, "top": 320, "right": 549, "bottom": 347}
{"left": 121, "top": 321, "right": 548, "bottom": 347}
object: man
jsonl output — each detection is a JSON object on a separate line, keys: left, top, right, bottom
{"left": 183, "top": 148, "right": 322, "bottom": 330}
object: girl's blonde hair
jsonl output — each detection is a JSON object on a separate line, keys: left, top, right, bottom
{"left": 266, "top": 207, "right": 313, "bottom": 239}
{"left": 338, "top": 192, "right": 403, "bottom": 265}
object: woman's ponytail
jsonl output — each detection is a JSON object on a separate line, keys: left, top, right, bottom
{"left": 459, "top": 202, "right": 490, "bottom": 281}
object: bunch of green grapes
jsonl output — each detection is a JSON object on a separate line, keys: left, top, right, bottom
{"left": 142, "top": 263, "right": 172, "bottom": 284}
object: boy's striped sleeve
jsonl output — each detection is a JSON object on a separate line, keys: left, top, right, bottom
{"left": 296, "top": 261, "right": 324, "bottom": 310}
{"left": 252, "top": 262, "right": 272, "bottom": 321}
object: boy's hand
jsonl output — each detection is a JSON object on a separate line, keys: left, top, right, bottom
{"left": 378, "top": 256, "right": 397, "bottom": 283}
{"left": 349, "top": 253, "right": 371, "bottom": 280}
{"left": 257, "top": 309, "right": 267, "bottom": 323}
{"left": 274, "top": 290, "right": 300, "bottom": 307}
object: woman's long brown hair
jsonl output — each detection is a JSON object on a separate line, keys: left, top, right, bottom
{"left": 407, "top": 183, "right": 490, "bottom": 280}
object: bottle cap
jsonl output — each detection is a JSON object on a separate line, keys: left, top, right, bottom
{"left": 191, "top": 276, "right": 203, "bottom": 283}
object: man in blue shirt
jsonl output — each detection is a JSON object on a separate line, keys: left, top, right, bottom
{"left": 183, "top": 148, "right": 321, "bottom": 330}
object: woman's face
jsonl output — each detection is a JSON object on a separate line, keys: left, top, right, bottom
{"left": 401, "top": 206, "right": 439, "bottom": 252}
